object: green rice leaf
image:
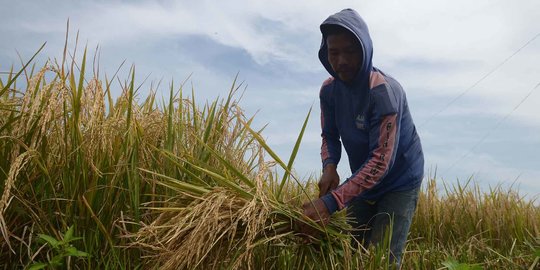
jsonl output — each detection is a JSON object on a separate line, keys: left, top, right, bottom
{"left": 194, "top": 136, "right": 255, "bottom": 188}
{"left": 278, "top": 106, "right": 311, "bottom": 198}
{"left": 139, "top": 168, "right": 209, "bottom": 196}
{"left": 0, "top": 42, "right": 46, "bottom": 97}
{"left": 181, "top": 159, "right": 253, "bottom": 199}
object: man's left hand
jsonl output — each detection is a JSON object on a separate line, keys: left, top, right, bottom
{"left": 298, "top": 198, "right": 331, "bottom": 238}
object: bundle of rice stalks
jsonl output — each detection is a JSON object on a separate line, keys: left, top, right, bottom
{"left": 132, "top": 98, "right": 356, "bottom": 270}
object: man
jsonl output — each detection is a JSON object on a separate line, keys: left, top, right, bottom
{"left": 301, "top": 8, "right": 424, "bottom": 265}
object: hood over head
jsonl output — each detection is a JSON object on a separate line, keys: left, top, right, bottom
{"left": 319, "top": 8, "right": 373, "bottom": 87}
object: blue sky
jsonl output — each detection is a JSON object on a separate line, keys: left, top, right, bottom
{"left": 2, "top": 0, "right": 540, "bottom": 199}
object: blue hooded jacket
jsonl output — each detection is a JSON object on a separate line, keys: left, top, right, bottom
{"left": 318, "top": 9, "right": 424, "bottom": 214}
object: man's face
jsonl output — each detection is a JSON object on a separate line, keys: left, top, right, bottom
{"left": 326, "top": 32, "right": 362, "bottom": 83}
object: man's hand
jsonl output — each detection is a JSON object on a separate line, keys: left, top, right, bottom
{"left": 318, "top": 164, "right": 339, "bottom": 198}
{"left": 298, "top": 198, "right": 331, "bottom": 238}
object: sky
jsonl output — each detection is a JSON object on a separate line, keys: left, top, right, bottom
{"left": 1, "top": 0, "right": 540, "bottom": 199}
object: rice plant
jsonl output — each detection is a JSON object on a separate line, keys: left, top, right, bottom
{"left": 0, "top": 40, "right": 538, "bottom": 269}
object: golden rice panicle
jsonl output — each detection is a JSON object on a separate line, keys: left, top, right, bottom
{"left": 0, "top": 151, "right": 33, "bottom": 250}
{"left": 135, "top": 188, "right": 271, "bottom": 270}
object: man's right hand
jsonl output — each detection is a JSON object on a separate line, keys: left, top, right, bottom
{"left": 318, "top": 164, "right": 340, "bottom": 198}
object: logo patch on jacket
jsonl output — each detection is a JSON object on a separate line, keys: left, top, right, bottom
{"left": 355, "top": 114, "right": 366, "bottom": 130}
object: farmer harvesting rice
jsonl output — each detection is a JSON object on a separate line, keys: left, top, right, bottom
{"left": 301, "top": 8, "right": 424, "bottom": 265}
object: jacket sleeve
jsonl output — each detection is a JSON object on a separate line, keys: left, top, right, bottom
{"left": 319, "top": 78, "right": 341, "bottom": 169}
{"left": 321, "top": 81, "right": 400, "bottom": 214}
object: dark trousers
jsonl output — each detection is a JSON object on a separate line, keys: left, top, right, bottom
{"left": 347, "top": 186, "right": 420, "bottom": 266}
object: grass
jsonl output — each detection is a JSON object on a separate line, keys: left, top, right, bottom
{"left": 0, "top": 41, "right": 539, "bottom": 269}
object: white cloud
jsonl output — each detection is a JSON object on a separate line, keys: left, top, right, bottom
{"left": 6, "top": 0, "right": 540, "bottom": 77}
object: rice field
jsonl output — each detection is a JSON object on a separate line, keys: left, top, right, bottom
{"left": 0, "top": 44, "right": 539, "bottom": 269}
